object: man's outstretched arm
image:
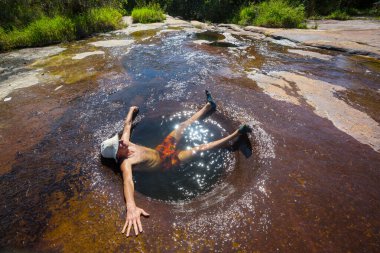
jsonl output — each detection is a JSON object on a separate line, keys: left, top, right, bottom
{"left": 120, "top": 106, "right": 138, "bottom": 145}
{"left": 120, "top": 160, "right": 149, "bottom": 237}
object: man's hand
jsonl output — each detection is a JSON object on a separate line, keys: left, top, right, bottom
{"left": 119, "top": 139, "right": 129, "bottom": 149}
{"left": 121, "top": 206, "right": 149, "bottom": 237}
{"left": 130, "top": 106, "right": 139, "bottom": 113}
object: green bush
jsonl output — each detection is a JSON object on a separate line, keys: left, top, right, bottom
{"left": 75, "top": 7, "right": 124, "bottom": 37}
{"left": 237, "top": 5, "right": 257, "bottom": 25}
{"left": 234, "top": 0, "right": 306, "bottom": 28}
{"left": 0, "top": 27, "right": 9, "bottom": 51}
{"left": 0, "top": 0, "right": 126, "bottom": 29}
{"left": 254, "top": 0, "right": 306, "bottom": 28}
{"left": 369, "top": 7, "right": 380, "bottom": 17}
{"left": 0, "top": 7, "right": 124, "bottom": 51}
{"left": 27, "top": 16, "right": 76, "bottom": 45}
{"left": 326, "top": 10, "right": 350, "bottom": 20}
{"left": 0, "top": 16, "right": 76, "bottom": 50}
{"left": 131, "top": 3, "right": 165, "bottom": 23}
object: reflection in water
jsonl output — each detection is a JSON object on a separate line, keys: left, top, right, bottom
{"left": 195, "top": 31, "right": 226, "bottom": 41}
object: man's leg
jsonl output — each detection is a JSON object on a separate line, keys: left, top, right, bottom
{"left": 169, "top": 102, "right": 212, "bottom": 140}
{"left": 169, "top": 91, "right": 216, "bottom": 141}
{"left": 177, "top": 125, "right": 251, "bottom": 163}
{"left": 177, "top": 129, "right": 237, "bottom": 162}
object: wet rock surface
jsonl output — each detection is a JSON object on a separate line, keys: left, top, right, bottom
{"left": 241, "top": 19, "right": 380, "bottom": 59}
{"left": 0, "top": 16, "right": 380, "bottom": 252}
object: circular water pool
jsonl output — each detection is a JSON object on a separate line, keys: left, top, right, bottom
{"left": 130, "top": 111, "right": 236, "bottom": 201}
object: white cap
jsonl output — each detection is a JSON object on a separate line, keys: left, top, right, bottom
{"left": 100, "top": 134, "right": 119, "bottom": 161}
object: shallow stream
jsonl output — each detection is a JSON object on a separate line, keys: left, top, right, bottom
{"left": 0, "top": 20, "right": 380, "bottom": 252}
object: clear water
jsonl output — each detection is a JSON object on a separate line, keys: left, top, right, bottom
{"left": 131, "top": 111, "right": 234, "bottom": 201}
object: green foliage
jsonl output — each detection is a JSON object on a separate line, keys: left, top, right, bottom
{"left": 131, "top": 3, "right": 165, "bottom": 23}
{"left": 0, "top": 16, "right": 75, "bottom": 51}
{"left": 27, "top": 16, "right": 76, "bottom": 45}
{"left": 254, "top": 0, "right": 306, "bottom": 28}
{"left": 132, "top": 0, "right": 378, "bottom": 21}
{"left": 369, "top": 7, "right": 380, "bottom": 17}
{"left": 326, "top": 10, "right": 350, "bottom": 20}
{"left": 234, "top": 0, "right": 306, "bottom": 28}
{"left": 145, "top": 0, "right": 246, "bottom": 22}
{"left": 346, "top": 8, "right": 362, "bottom": 16}
{"left": 0, "top": 8, "right": 124, "bottom": 51}
{"left": 75, "top": 7, "right": 124, "bottom": 37}
{"left": 237, "top": 5, "right": 257, "bottom": 25}
{"left": 297, "top": 0, "right": 376, "bottom": 16}
{"left": 346, "top": 7, "right": 380, "bottom": 17}
{"left": 0, "top": 0, "right": 125, "bottom": 30}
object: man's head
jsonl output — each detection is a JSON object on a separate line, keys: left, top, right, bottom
{"left": 100, "top": 134, "right": 119, "bottom": 161}
{"left": 116, "top": 139, "right": 130, "bottom": 160}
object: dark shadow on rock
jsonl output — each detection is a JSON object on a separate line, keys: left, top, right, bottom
{"left": 100, "top": 155, "right": 120, "bottom": 175}
{"left": 231, "top": 134, "right": 253, "bottom": 158}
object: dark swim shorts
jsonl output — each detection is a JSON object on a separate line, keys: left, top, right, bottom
{"left": 155, "top": 135, "right": 180, "bottom": 170}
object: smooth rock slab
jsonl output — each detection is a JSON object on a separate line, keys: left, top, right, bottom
{"left": 247, "top": 71, "right": 300, "bottom": 105}
{"left": 0, "top": 69, "right": 41, "bottom": 100}
{"left": 248, "top": 70, "right": 380, "bottom": 152}
{"left": 1, "top": 46, "right": 66, "bottom": 61}
{"left": 72, "top": 51, "right": 105, "bottom": 60}
{"left": 244, "top": 19, "right": 380, "bottom": 59}
{"left": 89, "top": 40, "right": 134, "bottom": 48}
{"left": 288, "top": 49, "right": 333, "bottom": 61}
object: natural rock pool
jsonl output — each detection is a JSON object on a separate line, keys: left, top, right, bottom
{"left": 0, "top": 17, "right": 380, "bottom": 252}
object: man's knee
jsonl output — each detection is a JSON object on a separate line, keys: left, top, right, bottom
{"left": 177, "top": 122, "right": 187, "bottom": 130}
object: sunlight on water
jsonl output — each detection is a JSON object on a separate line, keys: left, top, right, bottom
{"left": 131, "top": 110, "right": 235, "bottom": 201}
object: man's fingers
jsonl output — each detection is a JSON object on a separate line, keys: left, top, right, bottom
{"left": 137, "top": 219, "right": 143, "bottom": 232}
{"left": 141, "top": 209, "right": 150, "bottom": 217}
{"left": 126, "top": 220, "right": 132, "bottom": 237}
{"left": 121, "top": 220, "right": 128, "bottom": 234}
{"left": 133, "top": 220, "right": 138, "bottom": 236}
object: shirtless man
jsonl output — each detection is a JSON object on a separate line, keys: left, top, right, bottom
{"left": 100, "top": 91, "right": 250, "bottom": 237}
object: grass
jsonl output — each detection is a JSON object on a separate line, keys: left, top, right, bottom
{"left": 235, "top": 0, "right": 306, "bottom": 29}
{"left": 0, "top": 16, "right": 75, "bottom": 51}
{"left": 0, "top": 7, "right": 124, "bottom": 52}
{"left": 75, "top": 7, "right": 123, "bottom": 37}
{"left": 131, "top": 3, "right": 165, "bottom": 24}
{"left": 326, "top": 10, "right": 350, "bottom": 20}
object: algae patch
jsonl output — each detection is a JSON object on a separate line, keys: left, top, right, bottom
{"left": 130, "top": 29, "right": 158, "bottom": 40}
{"left": 32, "top": 51, "right": 107, "bottom": 85}
{"left": 195, "top": 31, "right": 225, "bottom": 41}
